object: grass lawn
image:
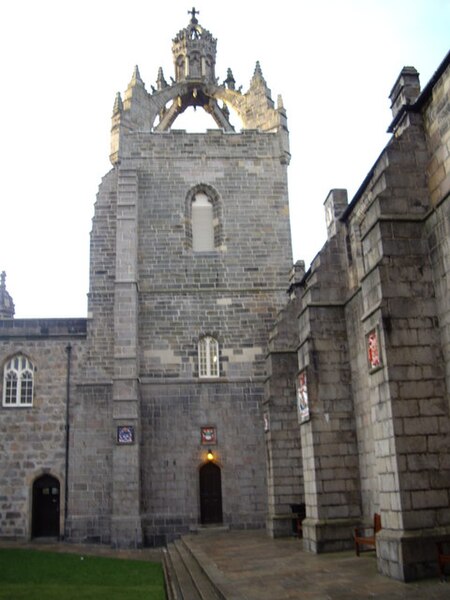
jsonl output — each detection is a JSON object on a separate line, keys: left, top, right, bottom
{"left": 0, "top": 548, "right": 166, "bottom": 599}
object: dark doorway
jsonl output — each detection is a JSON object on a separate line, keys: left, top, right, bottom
{"left": 32, "top": 475, "right": 60, "bottom": 537}
{"left": 200, "top": 462, "right": 223, "bottom": 524}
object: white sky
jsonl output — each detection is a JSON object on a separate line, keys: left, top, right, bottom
{"left": 0, "top": 0, "right": 449, "bottom": 318}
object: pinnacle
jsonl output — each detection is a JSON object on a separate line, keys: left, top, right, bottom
{"left": 130, "top": 65, "right": 144, "bottom": 85}
{"left": 156, "top": 67, "right": 168, "bottom": 90}
{"left": 250, "top": 60, "right": 268, "bottom": 90}
{"left": 0, "top": 270, "right": 15, "bottom": 319}
{"left": 224, "top": 68, "right": 236, "bottom": 90}
{"left": 113, "top": 92, "right": 123, "bottom": 114}
{"left": 254, "top": 61, "right": 264, "bottom": 79}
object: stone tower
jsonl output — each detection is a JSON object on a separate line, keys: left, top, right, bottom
{"left": 0, "top": 272, "right": 15, "bottom": 319}
{"left": 67, "top": 9, "right": 293, "bottom": 547}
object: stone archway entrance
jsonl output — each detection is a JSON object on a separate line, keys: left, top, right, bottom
{"left": 199, "top": 462, "right": 223, "bottom": 525}
{"left": 32, "top": 475, "right": 60, "bottom": 537}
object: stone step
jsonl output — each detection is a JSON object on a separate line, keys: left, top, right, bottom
{"left": 162, "top": 547, "right": 182, "bottom": 600}
{"left": 189, "top": 525, "right": 230, "bottom": 535}
{"left": 175, "top": 538, "right": 222, "bottom": 600}
{"left": 182, "top": 535, "right": 242, "bottom": 600}
{"left": 163, "top": 534, "right": 246, "bottom": 600}
{"left": 164, "top": 542, "right": 202, "bottom": 600}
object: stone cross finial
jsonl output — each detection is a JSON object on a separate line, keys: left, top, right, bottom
{"left": 188, "top": 6, "right": 199, "bottom": 24}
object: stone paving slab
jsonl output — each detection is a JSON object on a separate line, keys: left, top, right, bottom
{"left": 183, "top": 531, "right": 450, "bottom": 600}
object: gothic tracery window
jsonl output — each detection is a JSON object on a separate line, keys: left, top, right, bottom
{"left": 2, "top": 355, "right": 34, "bottom": 407}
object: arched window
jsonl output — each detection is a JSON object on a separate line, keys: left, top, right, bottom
{"left": 176, "top": 55, "right": 185, "bottom": 80}
{"left": 2, "top": 355, "right": 34, "bottom": 407}
{"left": 198, "top": 336, "right": 219, "bottom": 378}
{"left": 192, "top": 193, "right": 214, "bottom": 251}
{"left": 186, "top": 185, "right": 222, "bottom": 252}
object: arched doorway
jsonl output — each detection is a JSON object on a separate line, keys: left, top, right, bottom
{"left": 32, "top": 475, "right": 60, "bottom": 537}
{"left": 199, "top": 462, "right": 223, "bottom": 525}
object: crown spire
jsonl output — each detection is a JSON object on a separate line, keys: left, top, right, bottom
{"left": 172, "top": 10, "right": 217, "bottom": 83}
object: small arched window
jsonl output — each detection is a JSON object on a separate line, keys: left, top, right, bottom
{"left": 198, "top": 336, "right": 219, "bottom": 378}
{"left": 192, "top": 193, "right": 214, "bottom": 252}
{"left": 2, "top": 355, "right": 34, "bottom": 407}
{"left": 175, "top": 55, "right": 185, "bottom": 80}
{"left": 186, "top": 185, "right": 222, "bottom": 253}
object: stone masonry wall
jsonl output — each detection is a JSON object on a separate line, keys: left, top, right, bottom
{"left": 140, "top": 381, "right": 267, "bottom": 546}
{"left": 0, "top": 319, "right": 86, "bottom": 539}
{"left": 65, "top": 383, "right": 112, "bottom": 544}
{"left": 135, "top": 129, "right": 292, "bottom": 289}
{"left": 423, "top": 62, "right": 450, "bottom": 207}
{"left": 264, "top": 272, "right": 306, "bottom": 538}
{"left": 423, "top": 61, "right": 450, "bottom": 408}
{"left": 84, "top": 124, "right": 293, "bottom": 544}
{"left": 264, "top": 351, "right": 302, "bottom": 538}
{"left": 90, "top": 129, "right": 292, "bottom": 381}
{"left": 128, "top": 128, "right": 292, "bottom": 542}
{"left": 264, "top": 55, "right": 450, "bottom": 580}
{"left": 139, "top": 291, "right": 277, "bottom": 380}
{"left": 353, "top": 116, "right": 450, "bottom": 580}
{"left": 345, "top": 292, "right": 379, "bottom": 518}
{"left": 294, "top": 234, "right": 362, "bottom": 553}
{"left": 86, "top": 169, "right": 118, "bottom": 380}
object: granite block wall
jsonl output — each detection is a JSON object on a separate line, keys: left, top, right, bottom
{"left": 0, "top": 319, "right": 86, "bottom": 539}
{"left": 140, "top": 381, "right": 267, "bottom": 545}
{"left": 264, "top": 351, "right": 302, "bottom": 537}
{"left": 264, "top": 53, "right": 450, "bottom": 580}
{"left": 82, "top": 123, "right": 292, "bottom": 546}
{"left": 65, "top": 382, "right": 112, "bottom": 544}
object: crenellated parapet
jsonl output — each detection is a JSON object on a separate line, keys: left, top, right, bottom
{"left": 110, "top": 9, "right": 290, "bottom": 165}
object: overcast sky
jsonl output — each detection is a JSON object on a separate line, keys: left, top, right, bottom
{"left": 0, "top": 0, "right": 449, "bottom": 318}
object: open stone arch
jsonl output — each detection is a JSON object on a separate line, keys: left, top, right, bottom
{"left": 152, "top": 82, "right": 242, "bottom": 133}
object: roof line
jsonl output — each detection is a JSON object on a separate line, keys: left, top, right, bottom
{"left": 341, "top": 49, "right": 450, "bottom": 222}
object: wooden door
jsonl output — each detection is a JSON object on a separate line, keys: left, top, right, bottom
{"left": 199, "top": 462, "right": 223, "bottom": 524}
{"left": 32, "top": 475, "right": 60, "bottom": 537}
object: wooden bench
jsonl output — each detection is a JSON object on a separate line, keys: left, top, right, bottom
{"left": 437, "top": 542, "right": 450, "bottom": 580}
{"left": 354, "top": 513, "right": 381, "bottom": 556}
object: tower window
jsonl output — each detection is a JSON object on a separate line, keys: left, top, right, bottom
{"left": 192, "top": 193, "right": 214, "bottom": 251}
{"left": 2, "top": 355, "right": 34, "bottom": 407}
{"left": 186, "top": 185, "right": 223, "bottom": 253}
{"left": 198, "top": 336, "right": 219, "bottom": 378}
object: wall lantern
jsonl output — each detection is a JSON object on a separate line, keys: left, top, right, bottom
{"left": 207, "top": 449, "right": 214, "bottom": 461}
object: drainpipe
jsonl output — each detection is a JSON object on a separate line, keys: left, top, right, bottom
{"left": 64, "top": 343, "right": 72, "bottom": 539}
